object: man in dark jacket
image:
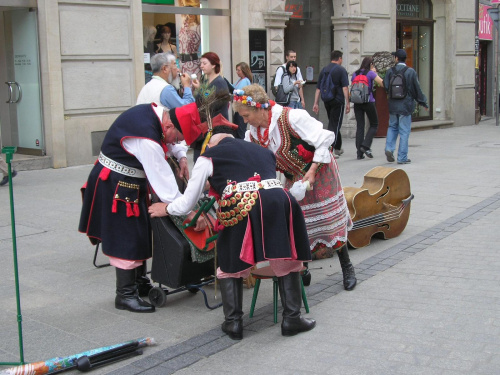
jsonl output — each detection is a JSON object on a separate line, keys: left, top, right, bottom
{"left": 383, "top": 49, "right": 428, "bottom": 164}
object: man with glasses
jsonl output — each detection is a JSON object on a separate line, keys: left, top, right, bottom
{"left": 137, "top": 53, "right": 195, "bottom": 109}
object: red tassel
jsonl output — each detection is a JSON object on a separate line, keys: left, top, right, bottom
{"left": 99, "top": 167, "right": 111, "bottom": 181}
{"left": 133, "top": 203, "right": 140, "bottom": 217}
{"left": 112, "top": 199, "right": 118, "bottom": 213}
{"left": 215, "top": 219, "right": 225, "bottom": 232}
{"left": 248, "top": 174, "right": 261, "bottom": 182}
{"left": 126, "top": 202, "right": 134, "bottom": 217}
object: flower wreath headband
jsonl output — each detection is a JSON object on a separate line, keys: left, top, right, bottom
{"left": 233, "top": 89, "right": 273, "bottom": 109}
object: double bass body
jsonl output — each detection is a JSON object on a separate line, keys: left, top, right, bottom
{"left": 343, "top": 166, "right": 414, "bottom": 249}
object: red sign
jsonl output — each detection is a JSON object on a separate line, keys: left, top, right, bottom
{"left": 491, "top": 0, "right": 500, "bottom": 3}
{"left": 479, "top": 4, "right": 493, "bottom": 40}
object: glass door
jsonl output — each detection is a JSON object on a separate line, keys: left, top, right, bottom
{"left": 398, "top": 23, "right": 433, "bottom": 120}
{"left": 0, "top": 8, "right": 44, "bottom": 155}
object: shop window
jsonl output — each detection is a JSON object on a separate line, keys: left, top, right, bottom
{"left": 141, "top": 1, "right": 231, "bottom": 82}
{"left": 396, "top": 0, "right": 433, "bottom": 121}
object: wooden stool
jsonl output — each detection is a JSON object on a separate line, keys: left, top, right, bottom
{"left": 249, "top": 266, "right": 309, "bottom": 323}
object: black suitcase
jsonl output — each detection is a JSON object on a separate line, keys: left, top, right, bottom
{"left": 150, "top": 215, "right": 215, "bottom": 289}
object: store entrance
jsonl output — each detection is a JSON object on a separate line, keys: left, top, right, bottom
{"left": 0, "top": 6, "right": 44, "bottom": 155}
{"left": 396, "top": 22, "right": 433, "bottom": 121}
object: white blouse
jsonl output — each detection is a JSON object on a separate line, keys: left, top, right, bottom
{"left": 244, "top": 104, "right": 334, "bottom": 164}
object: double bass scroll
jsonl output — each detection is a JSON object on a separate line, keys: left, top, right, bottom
{"left": 343, "top": 166, "right": 414, "bottom": 249}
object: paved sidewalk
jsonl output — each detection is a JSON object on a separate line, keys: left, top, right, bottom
{"left": 1, "top": 119, "right": 499, "bottom": 374}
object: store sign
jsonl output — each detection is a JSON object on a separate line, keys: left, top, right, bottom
{"left": 285, "top": 0, "right": 310, "bottom": 19}
{"left": 396, "top": 0, "right": 420, "bottom": 18}
{"left": 491, "top": 0, "right": 500, "bottom": 3}
{"left": 479, "top": 4, "right": 493, "bottom": 40}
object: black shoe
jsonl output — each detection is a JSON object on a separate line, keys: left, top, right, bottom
{"left": 115, "top": 268, "right": 155, "bottom": 313}
{"left": 0, "top": 170, "right": 17, "bottom": 186}
{"left": 219, "top": 278, "right": 243, "bottom": 340}
{"left": 397, "top": 159, "right": 411, "bottom": 164}
{"left": 337, "top": 246, "right": 357, "bottom": 291}
{"left": 359, "top": 146, "right": 373, "bottom": 158}
{"left": 385, "top": 150, "right": 395, "bottom": 162}
{"left": 278, "top": 272, "right": 316, "bottom": 336}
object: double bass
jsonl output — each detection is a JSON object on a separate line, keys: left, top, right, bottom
{"left": 343, "top": 166, "right": 414, "bottom": 248}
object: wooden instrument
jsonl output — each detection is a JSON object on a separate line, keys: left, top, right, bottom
{"left": 343, "top": 166, "right": 414, "bottom": 248}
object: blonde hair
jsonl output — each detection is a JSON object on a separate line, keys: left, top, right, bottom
{"left": 143, "top": 25, "right": 156, "bottom": 48}
{"left": 232, "top": 84, "right": 269, "bottom": 113}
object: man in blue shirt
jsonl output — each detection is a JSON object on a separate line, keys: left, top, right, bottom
{"left": 383, "top": 49, "right": 428, "bottom": 164}
{"left": 136, "top": 53, "right": 195, "bottom": 109}
{"left": 313, "top": 50, "right": 350, "bottom": 157}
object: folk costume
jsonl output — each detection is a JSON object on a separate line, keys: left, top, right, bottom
{"left": 245, "top": 103, "right": 357, "bottom": 291}
{"left": 79, "top": 103, "right": 202, "bottom": 313}
{"left": 167, "top": 138, "right": 311, "bottom": 274}
{"left": 161, "top": 130, "right": 315, "bottom": 339}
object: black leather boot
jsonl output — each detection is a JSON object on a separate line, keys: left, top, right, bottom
{"left": 278, "top": 272, "right": 316, "bottom": 336}
{"left": 218, "top": 278, "right": 243, "bottom": 340}
{"left": 115, "top": 268, "right": 155, "bottom": 313}
{"left": 337, "top": 245, "right": 357, "bottom": 291}
{"left": 136, "top": 261, "right": 154, "bottom": 297}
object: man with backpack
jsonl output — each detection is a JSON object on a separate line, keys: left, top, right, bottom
{"left": 313, "top": 50, "right": 350, "bottom": 157}
{"left": 383, "top": 49, "right": 428, "bottom": 164}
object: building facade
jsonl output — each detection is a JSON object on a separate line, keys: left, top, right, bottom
{"left": 0, "top": 0, "right": 477, "bottom": 168}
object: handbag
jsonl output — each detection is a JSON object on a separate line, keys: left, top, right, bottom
{"left": 274, "top": 84, "right": 291, "bottom": 105}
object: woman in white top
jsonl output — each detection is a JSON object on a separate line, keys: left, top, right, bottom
{"left": 232, "top": 62, "right": 253, "bottom": 138}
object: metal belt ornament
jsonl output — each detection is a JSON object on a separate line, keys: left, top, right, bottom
{"left": 217, "top": 178, "right": 282, "bottom": 228}
{"left": 99, "top": 152, "right": 146, "bottom": 179}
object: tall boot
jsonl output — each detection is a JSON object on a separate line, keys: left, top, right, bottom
{"left": 278, "top": 272, "right": 316, "bottom": 336}
{"left": 136, "top": 261, "right": 154, "bottom": 297}
{"left": 337, "top": 245, "right": 357, "bottom": 291}
{"left": 218, "top": 278, "right": 243, "bottom": 340}
{"left": 115, "top": 268, "right": 155, "bottom": 313}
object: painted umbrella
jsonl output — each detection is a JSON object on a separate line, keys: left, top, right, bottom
{"left": 0, "top": 337, "right": 156, "bottom": 375}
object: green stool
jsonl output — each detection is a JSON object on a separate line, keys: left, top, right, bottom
{"left": 249, "top": 266, "right": 309, "bottom": 323}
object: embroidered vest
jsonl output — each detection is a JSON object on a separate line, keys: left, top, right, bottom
{"left": 251, "top": 107, "right": 316, "bottom": 181}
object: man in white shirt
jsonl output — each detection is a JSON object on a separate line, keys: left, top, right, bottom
{"left": 136, "top": 53, "right": 195, "bottom": 109}
{"left": 273, "top": 50, "right": 305, "bottom": 106}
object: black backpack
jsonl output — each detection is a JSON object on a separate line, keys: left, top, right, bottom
{"left": 319, "top": 64, "right": 339, "bottom": 102}
{"left": 389, "top": 66, "right": 409, "bottom": 100}
{"left": 271, "top": 66, "right": 286, "bottom": 96}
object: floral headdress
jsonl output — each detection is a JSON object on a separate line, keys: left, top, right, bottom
{"left": 233, "top": 89, "right": 272, "bottom": 109}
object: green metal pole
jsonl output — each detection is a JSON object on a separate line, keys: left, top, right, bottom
{"left": 1, "top": 146, "right": 24, "bottom": 365}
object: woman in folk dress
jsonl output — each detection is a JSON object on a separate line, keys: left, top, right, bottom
{"left": 233, "top": 84, "right": 357, "bottom": 291}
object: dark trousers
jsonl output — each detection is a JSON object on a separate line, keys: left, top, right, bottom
{"left": 324, "top": 100, "right": 344, "bottom": 151}
{"left": 353, "top": 102, "right": 379, "bottom": 155}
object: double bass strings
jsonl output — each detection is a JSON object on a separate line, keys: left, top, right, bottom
{"left": 351, "top": 197, "right": 412, "bottom": 230}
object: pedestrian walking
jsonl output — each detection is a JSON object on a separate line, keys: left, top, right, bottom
{"left": 313, "top": 50, "right": 350, "bottom": 158}
{"left": 383, "top": 49, "right": 428, "bottom": 164}
{"left": 351, "top": 57, "right": 383, "bottom": 159}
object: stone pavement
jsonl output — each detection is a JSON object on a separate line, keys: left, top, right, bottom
{"left": 1, "top": 119, "right": 499, "bottom": 374}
